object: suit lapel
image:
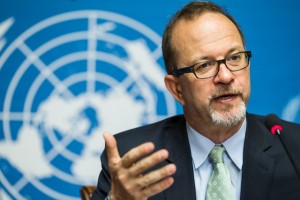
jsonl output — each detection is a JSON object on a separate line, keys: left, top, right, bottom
{"left": 240, "top": 114, "right": 275, "bottom": 200}
{"left": 160, "top": 116, "right": 197, "bottom": 200}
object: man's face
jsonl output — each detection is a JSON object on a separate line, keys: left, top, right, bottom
{"left": 165, "top": 12, "right": 251, "bottom": 127}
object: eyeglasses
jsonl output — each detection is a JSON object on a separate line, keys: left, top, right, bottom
{"left": 172, "top": 51, "right": 252, "bottom": 79}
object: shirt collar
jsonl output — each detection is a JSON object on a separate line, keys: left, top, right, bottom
{"left": 223, "top": 120, "right": 246, "bottom": 170}
{"left": 187, "top": 119, "right": 246, "bottom": 170}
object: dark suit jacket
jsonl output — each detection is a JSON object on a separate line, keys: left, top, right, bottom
{"left": 91, "top": 113, "right": 300, "bottom": 200}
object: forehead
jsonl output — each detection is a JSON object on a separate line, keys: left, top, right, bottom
{"left": 171, "top": 12, "right": 244, "bottom": 60}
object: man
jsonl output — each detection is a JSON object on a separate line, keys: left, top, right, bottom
{"left": 91, "top": 1, "right": 300, "bottom": 200}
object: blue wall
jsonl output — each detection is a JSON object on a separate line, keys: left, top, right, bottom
{"left": 0, "top": 0, "right": 300, "bottom": 199}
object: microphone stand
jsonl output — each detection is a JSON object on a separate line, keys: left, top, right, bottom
{"left": 276, "top": 130, "right": 300, "bottom": 179}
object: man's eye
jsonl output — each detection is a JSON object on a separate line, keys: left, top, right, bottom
{"left": 197, "top": 61, "right": 214, "bottom": 69}
{"left": 228, "top": 54, "right": 241, "bottom": 62}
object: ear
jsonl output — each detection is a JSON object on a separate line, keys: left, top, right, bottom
{"left": 164, "top": 75, "right": 185, "bottom": 105}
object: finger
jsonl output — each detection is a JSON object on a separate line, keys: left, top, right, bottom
{"left": 121, "top": 142, "right": 155, "bottom": 168}
{"left": 142, "top": 176, "right": 175, "bottom": 198}
{"left": 129, "top": 149, "right": 169, "bottom": 176}
{"left": 138, "top": 163, "right": 176, "bottom": 188}
{"left": 103, "top": 132, "right": 121, "bottom": 167}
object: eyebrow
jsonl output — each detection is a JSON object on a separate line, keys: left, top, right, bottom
{"left": 189, "top": 47, "right": 244, "bottom": 65}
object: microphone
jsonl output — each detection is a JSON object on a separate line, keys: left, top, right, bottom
{"left": 265, "top": 114, "right": 300, "bottom": 179}
{"left": 265, "top": 114, "right": 283, "bottom": 135}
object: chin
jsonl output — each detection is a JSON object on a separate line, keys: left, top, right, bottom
{"left": 210, "top": 101, "right": 246, "bottom": 127}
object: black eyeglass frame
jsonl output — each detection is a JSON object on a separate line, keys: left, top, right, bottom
{"left": 172, "top": 51, "right": 252, "bottom": 79}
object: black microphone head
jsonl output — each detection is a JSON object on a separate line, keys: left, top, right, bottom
{"left": 265, "top": 114, "right": 283, "bottom": 134}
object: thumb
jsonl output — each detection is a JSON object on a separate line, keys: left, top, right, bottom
{"left": 103, "top": 132, "right": 121, "bottom": 167}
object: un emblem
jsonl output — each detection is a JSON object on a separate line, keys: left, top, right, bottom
{"left": 0, "top": 10, "right": 177, "bottom": 199}
{"left": 282, "top": 95, "right": 300, "bottom": 123}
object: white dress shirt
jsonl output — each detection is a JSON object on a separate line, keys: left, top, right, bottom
{"left": 187, "top": 119, "right": 246, "bottom": 200}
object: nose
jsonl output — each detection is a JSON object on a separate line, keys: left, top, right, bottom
{"left": 213, "top": 62, "right": 234, "bottom": 84}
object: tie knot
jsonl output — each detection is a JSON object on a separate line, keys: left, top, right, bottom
{"left": 209, "top": 145, "right": 225, "bottom": 164}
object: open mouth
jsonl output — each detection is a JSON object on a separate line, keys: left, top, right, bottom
{"left": 216, "top": 94, "right": 236, "bottom": 100}
{"left": 213, "top": 93, "right": 240, "bottom": 101}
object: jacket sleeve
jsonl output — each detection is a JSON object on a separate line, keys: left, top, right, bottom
{"left": 91, "top": 150, "right": 111, "bottom": 200}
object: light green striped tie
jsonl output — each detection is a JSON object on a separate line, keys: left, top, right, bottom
{"left": 205, "top": 146, "right": 232, "bottom": 200}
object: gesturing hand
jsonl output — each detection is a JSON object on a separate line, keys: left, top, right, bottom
{"left": 103, "top": 132, "right": 176, "bottom": 200}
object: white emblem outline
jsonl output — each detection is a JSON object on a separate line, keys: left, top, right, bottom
{"left": 0, "top": 10, "right": 177, "bottom": 200}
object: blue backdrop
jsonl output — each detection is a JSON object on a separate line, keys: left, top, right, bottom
{"left": 0, "top": 0, "right": 300, "bottom": 199}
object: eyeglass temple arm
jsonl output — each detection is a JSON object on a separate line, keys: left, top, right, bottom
{"left": 172, "top": 67, "right": 194, "bottom": 76}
